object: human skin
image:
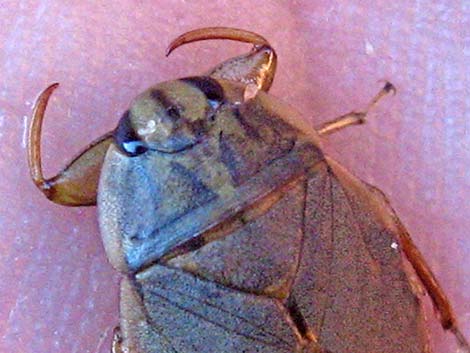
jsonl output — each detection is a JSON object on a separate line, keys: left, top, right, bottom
{"left": 0, "top": 1, "right": 469, "bottom": 353}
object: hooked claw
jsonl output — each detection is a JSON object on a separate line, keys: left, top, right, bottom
{"left": 27, "top": 82, "right": 60, "bottom": 197}
{"left": 166, "top": 27, "right": 270, "bottom": 57}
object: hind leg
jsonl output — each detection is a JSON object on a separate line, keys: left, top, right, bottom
{"left": 314, "top": 82, "right": 396, "bottom": 136}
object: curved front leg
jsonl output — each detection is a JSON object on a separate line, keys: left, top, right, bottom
{"left": 167, "top": 27, "right": 277, "bottom": 92}
{"left": 28, "top": 83, "right": 113, "bottom": 206}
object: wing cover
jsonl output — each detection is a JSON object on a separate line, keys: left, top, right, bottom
{"left": 292, "top": 158, "right": 429, "bottom": 353}
{"left": 120, "top": 265, "right": 324, "bottom": 353}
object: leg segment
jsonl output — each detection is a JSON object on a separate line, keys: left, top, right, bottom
{"left": 167, "top": 27, "right": 277, "bottom": 92}
{"left": 315, "top": 82, "right": 396, "bottom": 136}
{"left": 394, "top": 218, "right": 470, "bottom": 351}
{"left": 28, "top": 83, "right": 113, "bottom": 206}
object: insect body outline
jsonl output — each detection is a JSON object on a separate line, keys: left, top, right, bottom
{"left": 27, "top": 27, "right": 470, "bottom": 353}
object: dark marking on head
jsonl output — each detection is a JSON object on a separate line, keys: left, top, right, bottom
{"left": 113, "top": 110, "right": 149, "bottom": 156}
{"left": 150, "top": 89, "right": 172, "bottom": 108}
{"left": 181, "top": 76, "right": 225, "bottom": 104}
{"left": 150, "top": 89, "right": 182, "bottom": 122}
{"left": 166, "top": 105, "right": 181, "bottom": 120}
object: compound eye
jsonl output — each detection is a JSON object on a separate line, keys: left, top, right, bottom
{"left": 114, "top": 110, "right": 149, "bottom": 157}
{"left": 120, "top": 140, "right": 148, "bottom": 156}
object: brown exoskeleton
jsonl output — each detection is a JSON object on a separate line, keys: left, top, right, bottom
{"left": 27, "top": 27, "right": 470, "bottom": 353}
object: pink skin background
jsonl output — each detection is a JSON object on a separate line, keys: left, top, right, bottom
{"left": 0, "top": 2, "right": 469, "bottom": 353}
